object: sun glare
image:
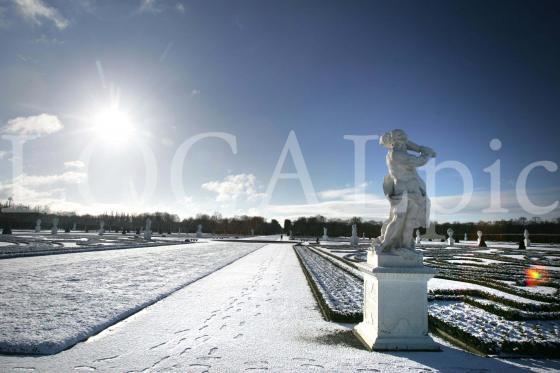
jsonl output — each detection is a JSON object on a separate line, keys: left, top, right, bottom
{"left": 93, "top": 108, "right": 134, "bottom": 143}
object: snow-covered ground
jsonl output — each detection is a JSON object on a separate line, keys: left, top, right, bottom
{"left": 431, "top": 301, "right": 560, "bottom": 346}
{"left": 0, "top": 233, "right": 191, "bottom": 258}
{"left": 428, "top": 278, "right": 549, "bottom": 305}
{"left": 1, "top": 244, "right": 557, "bottom": 372}
{"left": 0, "top": 241, "right": 265, "bottom": 354}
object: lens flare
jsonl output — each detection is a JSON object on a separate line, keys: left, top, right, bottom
{"left": 525, "top": 267, "right": 548, "bottom": 287}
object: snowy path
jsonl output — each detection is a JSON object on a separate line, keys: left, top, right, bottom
{"left": 0, "top": 241, "right": 265, "bottom": 354}
{"left": 1, "top": 244, "right": 558, "bottom": 372}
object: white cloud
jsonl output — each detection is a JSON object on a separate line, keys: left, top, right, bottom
{"left": 1, "top": 114, "right": 63, "bottom": 137}
{"left": 175, "top": 2, "right": 185, "bottom": 13}
{"left": 202, "top": 174, "right": 264, "bottom": 202}
{"left": 14, "top": 0, "right": 69, "bottom": 29}
{"left": 139, "top": 0, "right": 185, "bottom": 14}
{"left": 261, "top": 185, "right": 560, "bottom": 223}
{"left": 318, "top": 182, "right": 368, "bottom": 200}
{"left": 139, "top": 0, "right": 161, "bottom": 13}
{"left": 34, "top": 34, "right": 64, "bottom": 45}
{"left": 13, "top": 172, "right": 87, "bottom": 187}
{"left": 64, "top": 160, "right": 85, "bottom": 169}
{"left": 0, "top": 171, "right": 87, "bottom": 210}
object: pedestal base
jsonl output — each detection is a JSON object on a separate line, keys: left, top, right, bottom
{"left": 354, "top": 324, "right": 439, "bottom": 351}
{"left": 353, "top": 250, "right": 440, "bottom": 352}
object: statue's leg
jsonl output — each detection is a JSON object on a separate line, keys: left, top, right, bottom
{"left": 402, "top": 199, "right": 420, "bottom": 249}
{"left": 382, "top": 208, "right": 406, "bottom": 250}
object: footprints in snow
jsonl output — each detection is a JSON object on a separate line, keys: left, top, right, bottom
{"left": 149, "top": 341, "right": 167, "bottom": 350}
{"left": 244, "top": 360, "right": 270, "bottom": 371}
{"left": 292, "top": 357, "right": 325, "bottom": 370}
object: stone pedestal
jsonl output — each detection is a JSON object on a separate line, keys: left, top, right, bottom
{"left": 353, "top": 250, "right": 439, "bottom": 351}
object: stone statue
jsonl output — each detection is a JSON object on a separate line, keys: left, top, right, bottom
{"left": 35, "top": 219, "right": 41, "bottom": 233}
{"left": 72, "top": 222, "right": 77, "bottom": 231}
{"left": 351, "top": 224, "right": 359, "bottom": 246}
{"left": 523, "top": 229, "right": 530, "bottom": 247}
{"left": 322, "top": 227, "right": 328, "bottom": 241}
{"left": 98, "top": 221, "right": 105, "bottom": 236}
{"left": 447, "top": 228, "right": 455, "bottom": 246}
{"left": 477, "top": 230, "right": 487, "bottom": 247}
{"left": 375, "top": 129, "right": 436, "bottom": 253}
{"left": 464, "top": 232, "right": 468, "bottom": 241}
{"left": 196, "top": 224, "right": 203, "bottom": 238}
{"left": 415, "top": 229, "right": 421, "bottom": 245}
{"left": 51, "top": 218, "right": 59, "bottom": 235}
{"left": 421, "top": 221, "right": 445, "bottom": 241}
{"left": 144, "top": 218, "right": 152, "bottom": 240}
{"left": 354, "top": 129, "right": 439, "bottom": 351}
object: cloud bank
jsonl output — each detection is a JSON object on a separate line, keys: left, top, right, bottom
{"left": 1, "top": 114, "right": 63, "bottom": 137}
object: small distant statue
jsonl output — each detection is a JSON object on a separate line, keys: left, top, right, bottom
{"left": 250, "top": 229, "right": 255, "bottom": 236}
{"left": 447, "top": 228, "right": 455, "bottom": 246}
{"left": 477, "top": 230, "right": 487, "bottom": 247}
{"left": 351, "top": 224, "right": 359, "bottom": 246}
{"left": 51, "top": 218, "right": 59, "bottom": 235}
{"left": 375, "top": 129, "right": 436, "bottom": 253}
{"left": 144, "top": 218, "right": 152, "bottom": 240}
{"left": 464, "top": 232, "right": 468, "bottom": 241}
{"left": 35, "top": 219, "right": 42, "bottom": 233}
{"left": 72, "top": 222, "right": 77, "bottom": 231}
{"left": 322, "top": 227, "right": 328, "bottom": 241}
{"left": 415, "top": 229, "right": 421, "bottom": 245}
{"left": 523, "top": 229, "right": 530, "bottom": 248}
{"left": 98, "top": 221, "right": 105, "bottom": 236}
{"left": 196, "top": 224, "right": 203, "bottom": 238}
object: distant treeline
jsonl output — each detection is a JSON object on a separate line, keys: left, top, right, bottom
{"left": 0, "top": 203, "right": 559, "bottom": 242}
{"left": 285, "top": 216, "right": 560, "bottom": 243}
{"left": 0, "top": 209, "right": 283, "bottom": 236}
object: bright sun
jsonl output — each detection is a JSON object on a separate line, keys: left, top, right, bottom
{"left": 93, "top": 108, "right": 134, "bottom": 143}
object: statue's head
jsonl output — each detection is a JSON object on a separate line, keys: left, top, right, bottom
{"left": 380, "top": 129, "right": 408, "bottom": 149}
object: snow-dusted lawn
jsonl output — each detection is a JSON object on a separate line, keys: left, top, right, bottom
{"left": 533, "top": 265, "right": 560, "bottom": 272}
{"left": 430, "top": 301, "right": 560, "bottom": 346}
{"left": 0, "top": 241, "right": 265, "bottom": 355}
{"left": 513, "top": 285, "right": 558, "bottom": 296}
{"left": 447, "top": 257, "right": 507, "bottom": 265}
{"left": 428, "top": 278, "right": 549, "bottom": 305}
{"left": 1, "top": 244, "right": 557, "bottom": 372}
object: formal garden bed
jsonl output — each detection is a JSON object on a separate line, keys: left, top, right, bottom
{"left": 294, "top": 243, "right": 560, "bottom": 357}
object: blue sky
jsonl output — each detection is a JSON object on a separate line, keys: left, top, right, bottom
{"left": 0, "top": 0, "right": 559, "bottom": 222}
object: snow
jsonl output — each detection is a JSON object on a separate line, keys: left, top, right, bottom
{"left": 294, "top": 245, "right": 362, "bottom": 318}
{"left": 532, "top": 265, "right": 560, "bottom": 272}
{"left": 430, "top": 301, "right": 560, "bottom": 347}
{"left": 501, "top": 254, "right": 526, "bottom": 260}
{"left": 0, "top": 241, "right": 265, "bottom": 354}
{"left": 428, "top": 278, "right": 549, "bottom": 305}
{"left": 446, "top": 258, "right": 508, "bottom": 265}
{"left": 1, "top": 244, "right": 557, "bottom": 372}
{"left": 0, "top": 234, "right": 190, "bottom": 258}
{"left": 513, "top": 286, "right": 558, "bottom": 296}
